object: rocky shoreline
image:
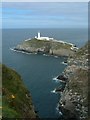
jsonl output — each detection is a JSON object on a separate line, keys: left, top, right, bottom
{"left": 55, "top": 43, "right": 88, "bottom": 120}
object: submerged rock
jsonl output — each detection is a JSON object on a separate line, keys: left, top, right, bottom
{"left": 57, "top": 75, "right": 68, "bottom": 82}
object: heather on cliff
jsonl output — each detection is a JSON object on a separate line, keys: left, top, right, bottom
{"left": 2, "top": 64, "right": 37, "bottom": 118}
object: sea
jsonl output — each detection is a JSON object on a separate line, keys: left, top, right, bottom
{"left": 2, "top": 28, "right": 88, "bottom": 119}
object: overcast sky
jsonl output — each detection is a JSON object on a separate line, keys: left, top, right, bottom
{"left": 1, "top": 2, "right": 88, "bottom": 28}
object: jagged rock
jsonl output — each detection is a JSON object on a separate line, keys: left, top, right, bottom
{"left": 57, "top": 75, "right": 68, "bottom": 82}
{"left": 58, "top": 43, "right": 88, "bottom": 120}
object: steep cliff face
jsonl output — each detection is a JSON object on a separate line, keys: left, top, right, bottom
{"left": 58, "top": 43, "right": 88, "bottom": 120}
{"left": 2, "top": 64, "right": 37, "bottom": 118}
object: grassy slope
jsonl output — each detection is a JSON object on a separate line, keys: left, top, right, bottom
{"left": 2, "top": 64, "right": 36, "bottom": 118}
{"left": 19, "top": 38, "right": 72, "bottom": 50}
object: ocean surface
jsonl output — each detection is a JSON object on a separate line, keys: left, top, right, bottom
{"left": 2, "top": 28, "right": 88, "bottom": 118}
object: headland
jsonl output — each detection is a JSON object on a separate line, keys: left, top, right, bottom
{"left": 12, "top": 32, "right": 78, "bottom": 57}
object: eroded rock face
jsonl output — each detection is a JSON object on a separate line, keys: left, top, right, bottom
{"left": 59, "top": 69, "right": 88, "bottom": 120}
{"left": 57, "top": 75, "right": 68, "bottom": 81}
{"left": 58, "top": 43, "right": 88, "bottom": 120}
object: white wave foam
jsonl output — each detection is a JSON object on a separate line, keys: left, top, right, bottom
{"left": 51, "top": 89, "right": 56, "bottom": 93}
{"left": 53, "top": 77, "right": 58, "bottom": 81}
{"left": 54, "top": 56, "right": 58, "bottom": 58}
{"left": 56, "top": 104, "right": 59, "bottom": 111}
{"left": 59, "top": 111, "right": 63, "bottom": 115}
{"left": 10, "top": 48, "right": 13, "bottom": 51}
{"left": 61, "top": 61, "right": 67, "bottom": 65}
{"left": 56, "top": 104, "right": 63, "bottom": 116}
{"left": 10, "top": 48, "right": 32, "bottom": 55}
{"left": 34, "top": 53, "right": 37, "bottom": 54}
{"left": 10, "top": 48, "right": 18, "bottom": 52}
{"left": 52, "top": 77, "right": 60, "bottom": 83}
{"left": 43, "top": 54, "right": 49, "bottom": 56}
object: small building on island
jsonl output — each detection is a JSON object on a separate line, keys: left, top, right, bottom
{"left": 35, "top": 32, "right": 53, "bottom": 40}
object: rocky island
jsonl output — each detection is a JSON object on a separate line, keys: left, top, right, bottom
{"left": 13, "top": 32, "right": 78, "bottom": 57}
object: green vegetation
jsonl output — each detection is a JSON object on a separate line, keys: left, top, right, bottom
{"left": 23, "top": 39, "right": 51, "bottom": 48}
{"left": 22, "top": 39, "right": 72, "bottom": 49}
{"left": 2, "top": 64, "right": 36, "bottom": 118}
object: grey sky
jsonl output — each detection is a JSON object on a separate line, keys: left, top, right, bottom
{"left": 2, "top": 2, "right": 88, "bottom": 28}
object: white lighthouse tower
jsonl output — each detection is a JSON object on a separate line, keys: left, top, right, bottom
{"left": 38, "top": 32, "right": 40, "bottom": 39}
{"left": 35, "top": 32, "right": 53, "bottom": 40}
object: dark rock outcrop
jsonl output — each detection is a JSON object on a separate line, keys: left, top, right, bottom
{"left": 57, "top": 75, "right": 68, "bottom": 82}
